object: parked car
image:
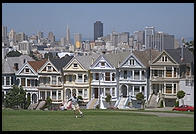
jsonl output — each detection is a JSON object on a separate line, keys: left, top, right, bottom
{"left": 172, "top": 105, "right": 194, "bottom": 112}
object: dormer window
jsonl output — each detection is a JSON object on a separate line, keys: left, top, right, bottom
{"left": 73, "top": 63, "right": 78, "bottom": 68}
{"left": 162, "top": 57, "right": 164, "bottom": 62}
{"left": 25, "top": 68, "right": 30, "bottom": 73}
{"left": 165, "top": 56, "right": 167, "bottom": 62}
{"left": 101, "top": 62, "right": 105, "bottom": 67}
{"left": 47, "top": 66, "right": 52, "bottom": 72}
{"left": 130, "top": 59, "right": 134, "bottom": 65}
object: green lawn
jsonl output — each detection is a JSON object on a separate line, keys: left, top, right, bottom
{"left": 2, "top": 109, "right": 194, "bottom": 131}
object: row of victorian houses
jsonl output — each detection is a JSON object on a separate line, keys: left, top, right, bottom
{"left": 2, "top": 47, "right": 194, "bottom": 109}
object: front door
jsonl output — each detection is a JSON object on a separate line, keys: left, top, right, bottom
{"left": 121, "top": 85, "right": 127, "bottom": 97}
{"left": 94, "top": 88, "right": 98, "bottom": 98}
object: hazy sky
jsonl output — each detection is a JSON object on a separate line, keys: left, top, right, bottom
{"left": 2, "top": 3, "right": 194, "bottom": 40}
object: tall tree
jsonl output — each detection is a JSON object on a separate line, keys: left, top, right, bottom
{"left": 136, "top": 92, "right": 145, "bottom": 109}
{"left": 6, "top": 50, "right": 22, "bottom": 57}
{"left": 177, "top": 90, "right": 186, "bottom": 106}
{"left": 185, "top": 40, "right": 194, "bottom": 55}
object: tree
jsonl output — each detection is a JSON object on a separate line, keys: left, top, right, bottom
{"left": 136, "top": 92, "right": 145, "bottom": 109}
{"left": 43, "top": 97, "right": 52, "bottom": 110}
{"left": 44, "top": 52, "right": 53, "bottom": 59}
{"left": 25, "top": 93, "right": 31, "bottom": 109}
{"left": 6, "top": 50, "right": 22, "bottom": 57}
{"left": 177, "top": 90, "right": 186, "bottom": 106}
{"left": 105, "top": 94, "right": 111, "bottom": 108}
{"left": 185, "top": 40, "right": 194, "bottom": 55}
{"left": 5, "top": 85, "right": 26, "bottom": 109}
{"left": 29, "top": 51, "right": 38, "bottom": 61}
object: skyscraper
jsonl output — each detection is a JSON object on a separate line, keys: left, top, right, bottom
{"left": 2, "top": 25, "right": 8, "bottom": 42}
{"left": 144, "top": 26, "right": 155, "bottom": 49}
{"left": 74, "top": 33, "right": 82, "bottom": 49}
{"left": 48, "top": 32, "right": 55, "bottom": 43}
{"left": 66, "top": 25, "right": 70, "bottom": 44}
{"left": 9, "top": 29, "right": 16, "bottom": 42}
{"left": 94, "top": 21, "right": 103, "bottom": 41}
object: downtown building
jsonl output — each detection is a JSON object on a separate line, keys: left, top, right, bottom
{"left": 94, "top": 21, "right": 103, "bottom": 41}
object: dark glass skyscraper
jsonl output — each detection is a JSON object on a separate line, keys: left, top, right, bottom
{"left": 94, "top": 21, "right": 103, "bottom": 41}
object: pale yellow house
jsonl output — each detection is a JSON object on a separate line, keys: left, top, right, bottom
{"left": 63, "top": 55, "right": 98, "bottom": 102}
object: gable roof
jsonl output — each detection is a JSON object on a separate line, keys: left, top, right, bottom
{"left": 2, "top": 55, "right": 34, "bottom": 74}
{"left": 50, "top": 55, "right": 74, "bottom": 71}
{"left": 75, "top": 54, "right": 99, "bottom": 70}
{"left": 28, "top": 59, "right": 48, "bottom": 72}
{"left": 133, "top": 49, "right": 160, "bottom": 67}
{"left": 165, "top": 48, "right": 194, "bottom": 65}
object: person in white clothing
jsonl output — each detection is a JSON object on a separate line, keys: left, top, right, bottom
{"left": 68, "top": 93, "right": 84, "bottom": 118}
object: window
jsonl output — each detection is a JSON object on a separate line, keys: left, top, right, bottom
{"left": 130, "top": 59, "right": 134, "bottom": 65}
{"left": 112, "top": 73, "right": 115, "bottom": 81}
{"left": 84, "top": 75, "right": 88, "bottom": 82}
{"left": 101, "top": 62, "right": 105, "bottom": 66}
{"left": 134, "top": 70, "right": 139, "bottom": 79}
{"left": 78, "top": 74, "right": 83, "bottom": 82}
{"left": 134, "top": 86, "right": 140, "bottom": 95}
{"left": 124, "top": 70, "right": 127, "bottom": 79}
{"left": 95, "top": 73, "right": 99, "bottom": 80}
{"left": 47, "top": 66, "right": 52, "bottom": 72}
{"left": 105, "top": 88, "right": 110, "bottom": 96}
{"left": 142, "top": 70, "right": 145, "bottom": 79}
{"left": 58, "top": 77, "right": 62, "bottom": 84}
{"left": 84, "top": 89, "right": 87, "bottom": 98}
{"left": 142, "top": 86, "right": 145, "bottom": 94}
{"left": 165, "top": 56, "right": 167, "bottom": 62}
{"left": 162, "top": 57, "right": 164, "bottom": 62}
{"left": 154, "top": 70, "right": 158, "bottom": 77}
{"left": 2, "top": 76, "right": 4, "bottom": 85}
{"left": 11, "top": 76, "right": 14, "bottom": 85}
{"left": 105, "top": 72, "right": 110, "bottom": 81}
{"left": 112, "top": 88, "right": 115, "bottom": 96}
{"left": 78, "top": 89, "right": 83, "bottom": 96}
{"left": 58, "top": 90, "right": 61, "bottom": 100}
{"left": 52, "top": 91, "right": 56, "bottom": 99}
{"left": 73, "top": 63, "right": 78, "bottom": 68}
{"left": 47, "top": 91, "right": 50, "bottom": 98}
{"left": 40, "top": 91, "right": 45, "bottom": 100}
{"left": 173, "top": 84, "right": 176, "bottom": 93}
{"left": 186, "top": 66, "right": 190, "bottom": 76}
{"left": 27, "top": 79, "right": 30, "bottom": 86}
{"left": 166, "top": 67, "right": 172, "bottom": 77}
{"left": 21, "top": 78, "right": 25, "bottom": 86}
{"left": 25, "top": 68, "right": 30, "bottom": 73}
{"left": 186, "top": 79, "right": 192, "bottom": 86}
{"left": 6, "top": 77, "right": 10, "bottom": 85}
{"left": 52, "top": 76, "right": 56, "bottom": 85}
{"left": 166, "top": 84, "right": 172, "bottom": 93}
{"left": 174, "top": 68, "right": 177, "bottom": 77}
{"left": 68, "top": 75, "right": 72, "bottom": 82}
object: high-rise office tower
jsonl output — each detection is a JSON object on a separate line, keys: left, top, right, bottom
{"left": 9, "top": 29, "right": 16, "bottom": 42}
{"left": 66, "top": 25, "right": 70, "bottom": 44}
{"left": 16, "top": 32, "right": 26, "bottom": 42}
{"left": 74, "top": 33, "right": 82, "bottom": 49}
{"left": 48, "top": 32, "right": 55, "bottom": 43}
{"left": 94, "top": 21, "right": 103, "bottom": 41}
{"left": 2, "top": 25, "right": 8, "bottom": 42}
{"left": 144, "top": 26, "right": 155, "bottom": 49}
{"left": 118, "top": 32, "right": 129, "bottom": 44}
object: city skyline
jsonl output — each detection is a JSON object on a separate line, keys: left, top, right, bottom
{"left": 2, "top": 3, "right": 194, "bottom": 41}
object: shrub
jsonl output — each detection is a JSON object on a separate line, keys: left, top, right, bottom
{"left": 160, "top": 100, "right": 163, "bottom": 108}
{"left": 175, "top": 101, "right": 179, "bottom": 107}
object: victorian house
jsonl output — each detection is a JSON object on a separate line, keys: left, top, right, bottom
{"left": 149, "top": 50, "right": 180, "bottom": 107}
{"left": 166, "top": 47, "right": 194, "bottom": 106}
{"left": 63, "top": 54, "right": 98, "bottom": 104}
{"left": 87, "top": 54, "right": 117, "bottom": 109}
{"left": 2, "top": 55, "right": 34, "bottom": 100}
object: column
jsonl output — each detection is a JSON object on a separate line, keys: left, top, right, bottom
{"left": 38, "top": 90, "right": 40, "bottom": 100}
{"left": 25, "top": 78, "right": 27, "bottom": 87}
{"left": 50, "top": 90, "right": 52, "bottom": 99}
{"left": 140, "top": 70, "right": 142, "bottom": 80}
{"left": 172, "top": 83, "right": 174, "bottom": 94}
{"left": 164, "top": 67, "right": 166, "bottom": 78}
{"left": 9, "top": 76, "right": 11, "bottom": 86}
{"left": 132, "top": 70, "right": 134, "bottom": 80}
{"left": 172, "top": 66, "right": 174, "bottom": 78}
{"left": 132, "top": 86, "right": 134, "bottom": 96}
{"left": 164, "top": 83, "right": 166, "bottom": 94}
{"left": 83, "top": 89, "right": 85, "bottom": 99}
{"left": 45, "top": 91, "right": 47, "bottom": 100}
{"left": 139, "top": 86, "right": 142, "bottom": 93}
{"left": 61, "top": 90, "right": 63, "bottom": 101}
{"left": 56, "top": 90, "right": 58, "bottom": 100}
